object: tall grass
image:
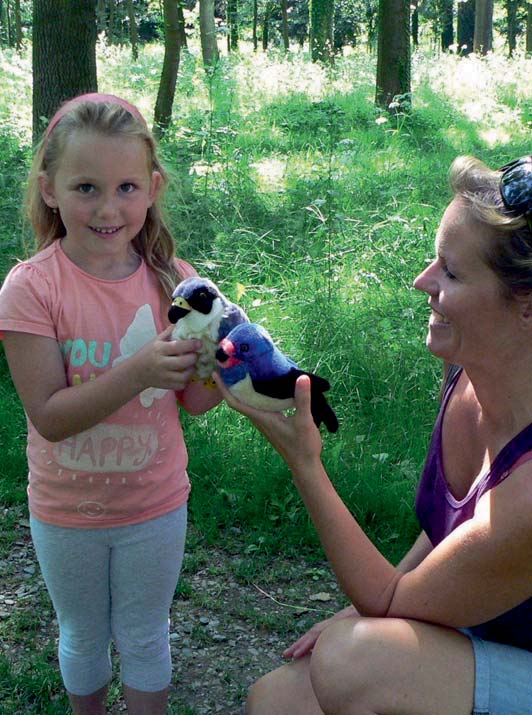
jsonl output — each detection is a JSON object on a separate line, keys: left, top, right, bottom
{"left": 1, "top": 42, "right": 531, "bottom": 563}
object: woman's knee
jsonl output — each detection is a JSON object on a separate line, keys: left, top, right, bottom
{"left": 309, "top": 617, "right": 391, "bottom": 712}
{"left": 247, "top": 658, "right": 316, "bottom": 715}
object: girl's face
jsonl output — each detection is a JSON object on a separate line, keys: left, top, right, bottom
{"left": 413, "top": 199, "right": 523, "bottom": 369}
{"left": 39, "top": 130, "right": 162, "bottom": 275}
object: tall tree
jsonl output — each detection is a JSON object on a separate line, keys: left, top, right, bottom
{"left": 457, "top": 0, "right": 475, "bottom": 54}
{"left": 506, "top": 0, "right": 519, "bottom": 56}
{"left": 227, "top": 0, "right": 238, "bottom": 51}
{"left": 32, "top": 0, "right": 98, "bottom": 142}
{"left": 310, "top": 0, "right": 334, "bottom": 63}
{"left": 262, "top": 0, "right": 272, "bottom": 50}
{"left": 439, "top": 0, "right": 454, "bottom": 50}
{"left": 527, "top": 2, "right": 532, "bottom": 54}
{"left": 252, "top": 0, "right": 258, "bottom": 50}
{"left": 127, "top": 0, "right": 139, "bottom": 59}
{"left": 14, "top": 0, "right": 21, "bottom": 50}
{"left": 375, "top": 0, "right": 410, "bottom": 111}
{"left": 200, "top": 0, "right": 219, "bottom": 67}
{"left": 154, "top": 0, "right": 183, "bottom": 137}
{"left": 281, "top": 0, "right": 289, "bottom": 51}
{"left": 411, "top": 0, "right": 419, "bottom": 46}
{"left": 473, "top": 0, "right": 493, "bottom": 54}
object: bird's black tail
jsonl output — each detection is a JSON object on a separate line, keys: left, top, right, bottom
{"left": 309, "top": 377, "right": 339, "bottom": 433}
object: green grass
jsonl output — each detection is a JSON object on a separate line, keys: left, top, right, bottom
{"left": 1, "top": 42, "right": 532, "bottom": 560}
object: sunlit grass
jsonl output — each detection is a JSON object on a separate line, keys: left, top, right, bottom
{"left": 0, "top": 40, "right": 531, "bottom": 560}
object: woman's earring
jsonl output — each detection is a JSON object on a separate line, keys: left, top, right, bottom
{"left": 52, "top": 208, "right": 58, "bottom": 214}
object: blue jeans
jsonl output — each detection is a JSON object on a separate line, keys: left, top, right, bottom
{"left": 30, "top": 505, "right": 187, "bottom": 696}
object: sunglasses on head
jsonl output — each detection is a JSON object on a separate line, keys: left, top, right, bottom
{"left": 499, "top": 155, "right": 532, "bottom": 229}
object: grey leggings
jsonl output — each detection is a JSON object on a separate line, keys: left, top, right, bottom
{"left": 30, "top": 505, "right": 187, "bottom": 696}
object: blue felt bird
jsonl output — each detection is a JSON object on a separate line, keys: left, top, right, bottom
{"left": 168, "top": 277, "right": 248, "bottom": 380}
{"left": 215, "top": 323, "right": 339, "bottom": 433}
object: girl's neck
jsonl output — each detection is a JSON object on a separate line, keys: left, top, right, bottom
{"left": 59, "top": 238, "right": 141, "bottom": 280}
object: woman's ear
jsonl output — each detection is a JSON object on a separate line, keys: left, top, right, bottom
{"left": 148, "top": 171, "right": 163, "bottom": 206}
{"left": 38, "top": 172, "right": 58, "bottom": 208}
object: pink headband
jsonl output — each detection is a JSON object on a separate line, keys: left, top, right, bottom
{"left": 45, "top": 92, "right": 147, "bottom": 141}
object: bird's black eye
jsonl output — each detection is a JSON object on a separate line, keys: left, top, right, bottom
{"left": 199, "top": 292, "right": 207, "bottom": 300}
{"left": 240, "top": 343, "right": 249, "bottom": 353}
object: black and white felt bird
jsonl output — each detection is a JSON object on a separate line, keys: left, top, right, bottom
{"left": 168, "top": 277, "right": 249, "bottom": 380}
{"left": 215, "top": 322, "right": 339, "bottom": 433}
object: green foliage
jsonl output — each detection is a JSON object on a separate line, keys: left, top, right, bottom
{"left": 1, "top": 43, "right": 531, "bottom": 574}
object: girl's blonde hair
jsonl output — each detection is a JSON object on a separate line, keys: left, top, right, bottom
{"left": 26, "top": 98, "right": 182, "bottom": 299}
{"left": 449, "top": 155, "right": 532, "bottom": 299}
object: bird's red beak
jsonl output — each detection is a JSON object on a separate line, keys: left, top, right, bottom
{"left": 216, "top": 338, "right": 242, "bottom": 368}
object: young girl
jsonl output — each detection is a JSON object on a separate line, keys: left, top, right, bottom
{"left": 0, "top": 93, "right": 222, "bottom": 715}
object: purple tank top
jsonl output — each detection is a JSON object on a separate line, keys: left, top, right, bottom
{"left": 415, "top": 367, "right": 532, "bottom": 650}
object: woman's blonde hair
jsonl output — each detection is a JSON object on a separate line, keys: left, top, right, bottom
{"left": 26, "top": 98, "right": 182, "bottom": 299}
{"left": 449, "top": 155, "right": 532, "bottom": 298}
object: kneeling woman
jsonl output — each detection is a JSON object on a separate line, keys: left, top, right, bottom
{"left": 216, "top": 154, "right": 532, "bottom": 715}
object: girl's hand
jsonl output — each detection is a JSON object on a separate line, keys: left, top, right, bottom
{"left": 134, "top": 325, "right": 201, "bottom": 393}
{"left": 283, "top": 605, "right": 359, "bottom": 659}
{"left": 212, "top": 372, "right": 323, "bottom": 473}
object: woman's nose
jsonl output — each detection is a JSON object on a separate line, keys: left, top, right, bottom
{"left": 413, "top": 260, "right": 438, "bottom": 294}
{"left": 96, "top": 192, "right": 118, "bottom": 218}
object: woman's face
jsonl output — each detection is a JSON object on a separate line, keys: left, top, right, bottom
{"left": 414, "top": 198, "right": 522, "bottom": 368}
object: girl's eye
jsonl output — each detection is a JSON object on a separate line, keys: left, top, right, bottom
{"left": 77, "top": 183, "right": 94, "bottom": 194}
{"left": 120, "top": 183, "right": 136, "bottom": 193}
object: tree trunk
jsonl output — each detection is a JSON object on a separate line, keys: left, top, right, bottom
{"left": 200, "top": 0, "right": 219, "bottom": 67}
{"left": 127, "top": 0, "right": 139, "bottom": 59}
{"left": 506, "top": 0, "right": 518, "bottom": 56}
{"left": 252, "top": 0, "right": 258, "bottom": 50}
{"left": 457, "top": 0, "right": 475, "bottom": 54}
{"left": 281, "top": 0, "right": 289, "bottom": 51}
{"left": 527, "top": 3, "right": 532, "bottom": 54}
{"left": 96, "top": 0, "right": 107, "bottom": 35}
{"left": 227, "top": 0, "right": 238, "bottom": 51}
{"left": 153, "top": 0, "right": 182, "bottom": 137}
{"left": 14, "top": 0, "right": 21, "bottom": 50}
{"left": 439, "top": 0, "right": 453, "bottom": 51}
{"left": 32, "top": 0, "right": 98, "bottom": 142}
{"left": 375, "top": 0, "right": 411, "bottom": 111}
{"left": 310, "top": 0, "right": 334, "bottom": 63}
{"left": 411, "top": 0, "right": 419, "bottom": 47}
{"left": 473, "top": 0, "right": 493, "bottom": 54}
{"left": 262, "top": 0, "right": 270, "bottom": 50}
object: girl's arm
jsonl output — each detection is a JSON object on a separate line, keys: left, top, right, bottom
{"left": 214, "top": 372, "right": 532, "bottom": 630}
{"left": 178, "top": 379, "right": 223, "bottom": 415}
{"left": 3, "top": 327, "right": 201, "bottom": 442}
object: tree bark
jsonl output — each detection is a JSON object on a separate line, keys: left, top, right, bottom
{"left": 473, "top": 0, "right": 493, "bottom": 54}
{"left": 310, "top": 0, "right": 334, "bottom": 63}
{"left": 227, "top": 0, "right": 238, "bottom": 51}
{"left": 32, "top": 0, "right": 98, "bottom": 142}
{"left": 153, "top": 0, "right": 182, "bottom": 137}
{"left": 527, "top": 3, "right": 532, "bottom": 54}
{"left": 411, "top": 0, "right": 419, "bottom": 47}
{"left": 281, "top": 0, "right": 289, "bottom": 51}
{"left": 439, "top": 0, "right": 453, "bottom": 51}
{"left": 200, "top": 0, "right": 219, "bottom": 67}
{"left": 506, "top": 0, "right": 518, "bottom": 56}
{"left": 127, "top": 0, "right": 139, "bottom": 59}
{"left": 375, "top": 0, "right": 411, "bottom": 111}
{"left": 457, "top": 0, "right": 475, "bottom": 54}
{"left": 252, "top": 0, "right": 258, "bottom": 50}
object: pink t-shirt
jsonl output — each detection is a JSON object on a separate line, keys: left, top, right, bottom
{"left": 0, "top": 241, "right": 196, "bottom": 528}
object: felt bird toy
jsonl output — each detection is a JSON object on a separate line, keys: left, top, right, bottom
{"left": 168, "top": 277, "right": 249, "bottom": 380}
{"left": 215, "top": 322, "right": 339, "bottom": 433}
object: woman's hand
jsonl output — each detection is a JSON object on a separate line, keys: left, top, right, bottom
{"left": 283, "top": 605, "right": 359, "bottom": 659}
{"left": 133, "top": 325, "right": 201, "bottom": 393}
{"left": 212, "top": 372, "right": 323, "bottom": 473}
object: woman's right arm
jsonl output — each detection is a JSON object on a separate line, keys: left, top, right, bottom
{"left": 3, "top": 327, "right": 201, "bottom": 442}
{"left": 284, "top": 530, "right": 433, "bottom": 659}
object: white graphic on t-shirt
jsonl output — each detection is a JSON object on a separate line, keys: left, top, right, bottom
{"left": 112, "top": 304, "right": 169, "bottom": 407}
{"left": 53, "top": 424, "right": 158, "bottom": 473}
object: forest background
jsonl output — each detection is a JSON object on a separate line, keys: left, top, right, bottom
{"left": 0, "top": 0, "right": 532, "bottom": 712}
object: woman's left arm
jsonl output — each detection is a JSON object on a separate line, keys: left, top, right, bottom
{"left": 214, "top": 372, "right": 532, "bottom": 629}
